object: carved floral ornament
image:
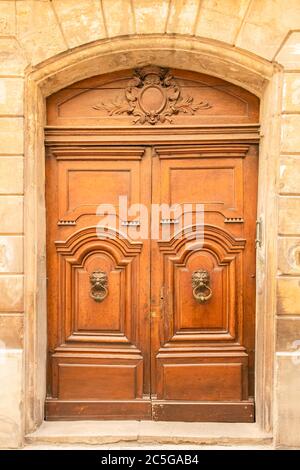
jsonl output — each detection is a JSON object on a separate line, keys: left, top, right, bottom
{"left": 93, "top": 65, "right": 212, "bottom": 125}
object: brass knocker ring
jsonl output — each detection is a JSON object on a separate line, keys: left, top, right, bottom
{"left": 89, "top": 270, "right": 108, "bottom": 302}
{"left": 192, "top": 270, "right": 212, "bottom": 303}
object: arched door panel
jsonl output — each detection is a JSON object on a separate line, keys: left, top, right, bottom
{"left": 45, "top": 66, "right": 258, "bottom": 421}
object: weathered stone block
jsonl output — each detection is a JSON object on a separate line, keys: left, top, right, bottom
{"left": 0, "top": 1, "right": 16, "bottom": 36}
{"left": 276, "top": 32, "right": 300, "bottom": 70}
{"left": 17, "top": 0, "right": 67, "bottom": 65}
{"left": 278, "top": 237, "right": 300, "bottom": 275}
{"left": 279, "top": 155, "right": 300, "bottom": 195}
{"left": 277, "top": 317, "right": 300, "bottom": 352}
{"left": 278, "top": 197, "right": 300, "bottom": 235}
{"left": 196, "top": 0, "right": 249, "bottom": 44}
{"left": 276, "top": 355, "right": 300, "bottom": 447}
{"left": 53, "top": 0, "right": 106, "bottom": 49}
{"left": 0, "top": 79, "right": 24, "bottom": 116}
{"left": 167, "top": 0, "right": 199, "bottom": 34}
{"left": 0, "top": 158, "right": 23, "bottom": 194}
{"left": 0, "top": 119, "right": 23, "bottom": 155}
{"left": 277, "top": 278, "right": 300, "bottom": 315}
{"left": 236, "top": 1, "right": 300, "bottom": 60}
{"left": 0, "top": 315, "right": 23, "bottom": 349}
{"left": 281, "top": 115, "right": 300, "bottom": 152}
{"left": 0, "top": 38, "right": 27, "bottom": 76}
{"left": 0, "top": 197, "right": 23, "bottom": 234}
{"left": 133, "top": 0, "right": 169, "bottom": 33}
{"left": 0, "top": 276, "right": 23, "bottom": 313}
{"left": 0, "top": 236, "right": 23, "bottom": 274}
{"left": 282, "top": 74, "right": 300, "bottom": 113}
{"left": 0, "top": 350, "right": 23, "bottom": 448}
{"left": 103, "top": 0, "right": 135, "bottom": 37}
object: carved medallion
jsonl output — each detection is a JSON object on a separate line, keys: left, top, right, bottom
{"left": 93, "top": 65, "right": 211, "bottom": 125}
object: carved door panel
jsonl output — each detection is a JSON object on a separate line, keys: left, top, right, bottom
{"left": 46, "top": 143, "right": 257, "bottom": 421}
{"left": 150, "top": 144, "right": 258, "bottom": 422}
{"left": 46, "top": 66, "right": 259, "bottom": 422}
{"left": 46, "top": 146, "right": 152, "bottom": 419}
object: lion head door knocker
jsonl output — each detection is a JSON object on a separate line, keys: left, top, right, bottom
{"left": 89, "top": 270, "right": 108, "bottom": 302}
{"left": 192, "top": 270, "right": 213, "bottom": 304}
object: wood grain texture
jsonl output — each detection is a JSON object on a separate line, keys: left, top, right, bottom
{"left": 45, "top": 400, "right": 152, "bottom": 420}
{"left": 46, "top": 145, "right": 152, "bottom": 419}
{"left": 161, "top": 363, "right": 243, "bottom": 401}
{"left": 152, "top": 401, "right": 255, "bottom": 422}
{"left": 46, "top": 67, "right": 258, "bottom": 421}
{"left": 47, "top": 68, "right": 259, "bottom": 127}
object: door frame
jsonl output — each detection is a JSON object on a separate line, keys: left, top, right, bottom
{"left": 23, "top": 36, "right": 281, "bottom": 437}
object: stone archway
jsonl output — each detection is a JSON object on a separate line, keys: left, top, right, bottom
{"left": 24, "top": 36, "right": 281, "bottom": 437}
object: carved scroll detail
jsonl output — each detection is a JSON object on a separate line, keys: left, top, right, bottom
{"left": 93, "top": 65, "right": 211, "bottom": 125}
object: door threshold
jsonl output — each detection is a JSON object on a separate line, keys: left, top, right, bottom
{"left": 26, "top": 421, "right": 272, "bottom": 447}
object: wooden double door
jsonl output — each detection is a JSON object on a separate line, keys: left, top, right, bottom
{"left": 46, "top": 141, "right": 258, "bottom": 422}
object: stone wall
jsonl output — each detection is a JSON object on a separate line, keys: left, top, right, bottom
{"left": 0, "top": 0, "right": 299, "bottom": 448}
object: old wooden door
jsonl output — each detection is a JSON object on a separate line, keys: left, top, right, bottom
{"left": 45, "top": 67, "right": 259, "bottom": 421}
{"left": 150, "top": 143, "right": 257, "bottom": 421}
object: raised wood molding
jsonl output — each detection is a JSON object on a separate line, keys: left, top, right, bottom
{"left": 152, "top": 400, "right": 254, "bottom": 422}
{"left": 154, "top": 144, "right": 252, "bottom": 159}
{"left": 157, "top": 225, "right": 246, "bottom": 348}
{"left": 45, "top": 124, "right": 260, "bottom": 146}
{"left": 48, "top": 147, "right": 146, "bottom": 160}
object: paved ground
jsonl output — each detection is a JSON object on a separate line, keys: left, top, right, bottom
{"left": 24, "top": 443, "right": 272, "bottom": 450}
{"left": 24, "top": 420, "right": 272, "bottom": 449}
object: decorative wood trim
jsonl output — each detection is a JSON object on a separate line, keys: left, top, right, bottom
{"left": 158, "top": 224, "right": 246, "bottom": 255}
{"left": 54, "top": 227, "right": 143, "bottom": 347}
{"left": 154, "top": 144, "right": 251, "bottom": 159}
{"left": 57, "top": 220, "right": 76, "bottom": 226}
{"left": 45, "top": 399, "right": 152, "bottom": 420}
{"left": 48, "top": 147, "right": 146, "bottom": 160}
{"left": 92, "top": 66, "right": 212, "bottom": 126}
{"left": 225, "top": 217, "right": 244, "bottom": 224}
{"left": 152, "top": 400, "right": 254, "bottom": 422}
{"left": 52, "top": 347, "right": 143, "bottom": 356}
{"left": 157, "top": 225, "right": 246, "bottom": 345}
{"left": 44, "top": 124, "right": 260, "bottom": 146}
{"left": 55, "top": 226, "right": 143, "bottom": 256}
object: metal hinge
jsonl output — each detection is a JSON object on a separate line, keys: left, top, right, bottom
{"left": 255, "top": 218, "right": 263, "bottom": 248}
